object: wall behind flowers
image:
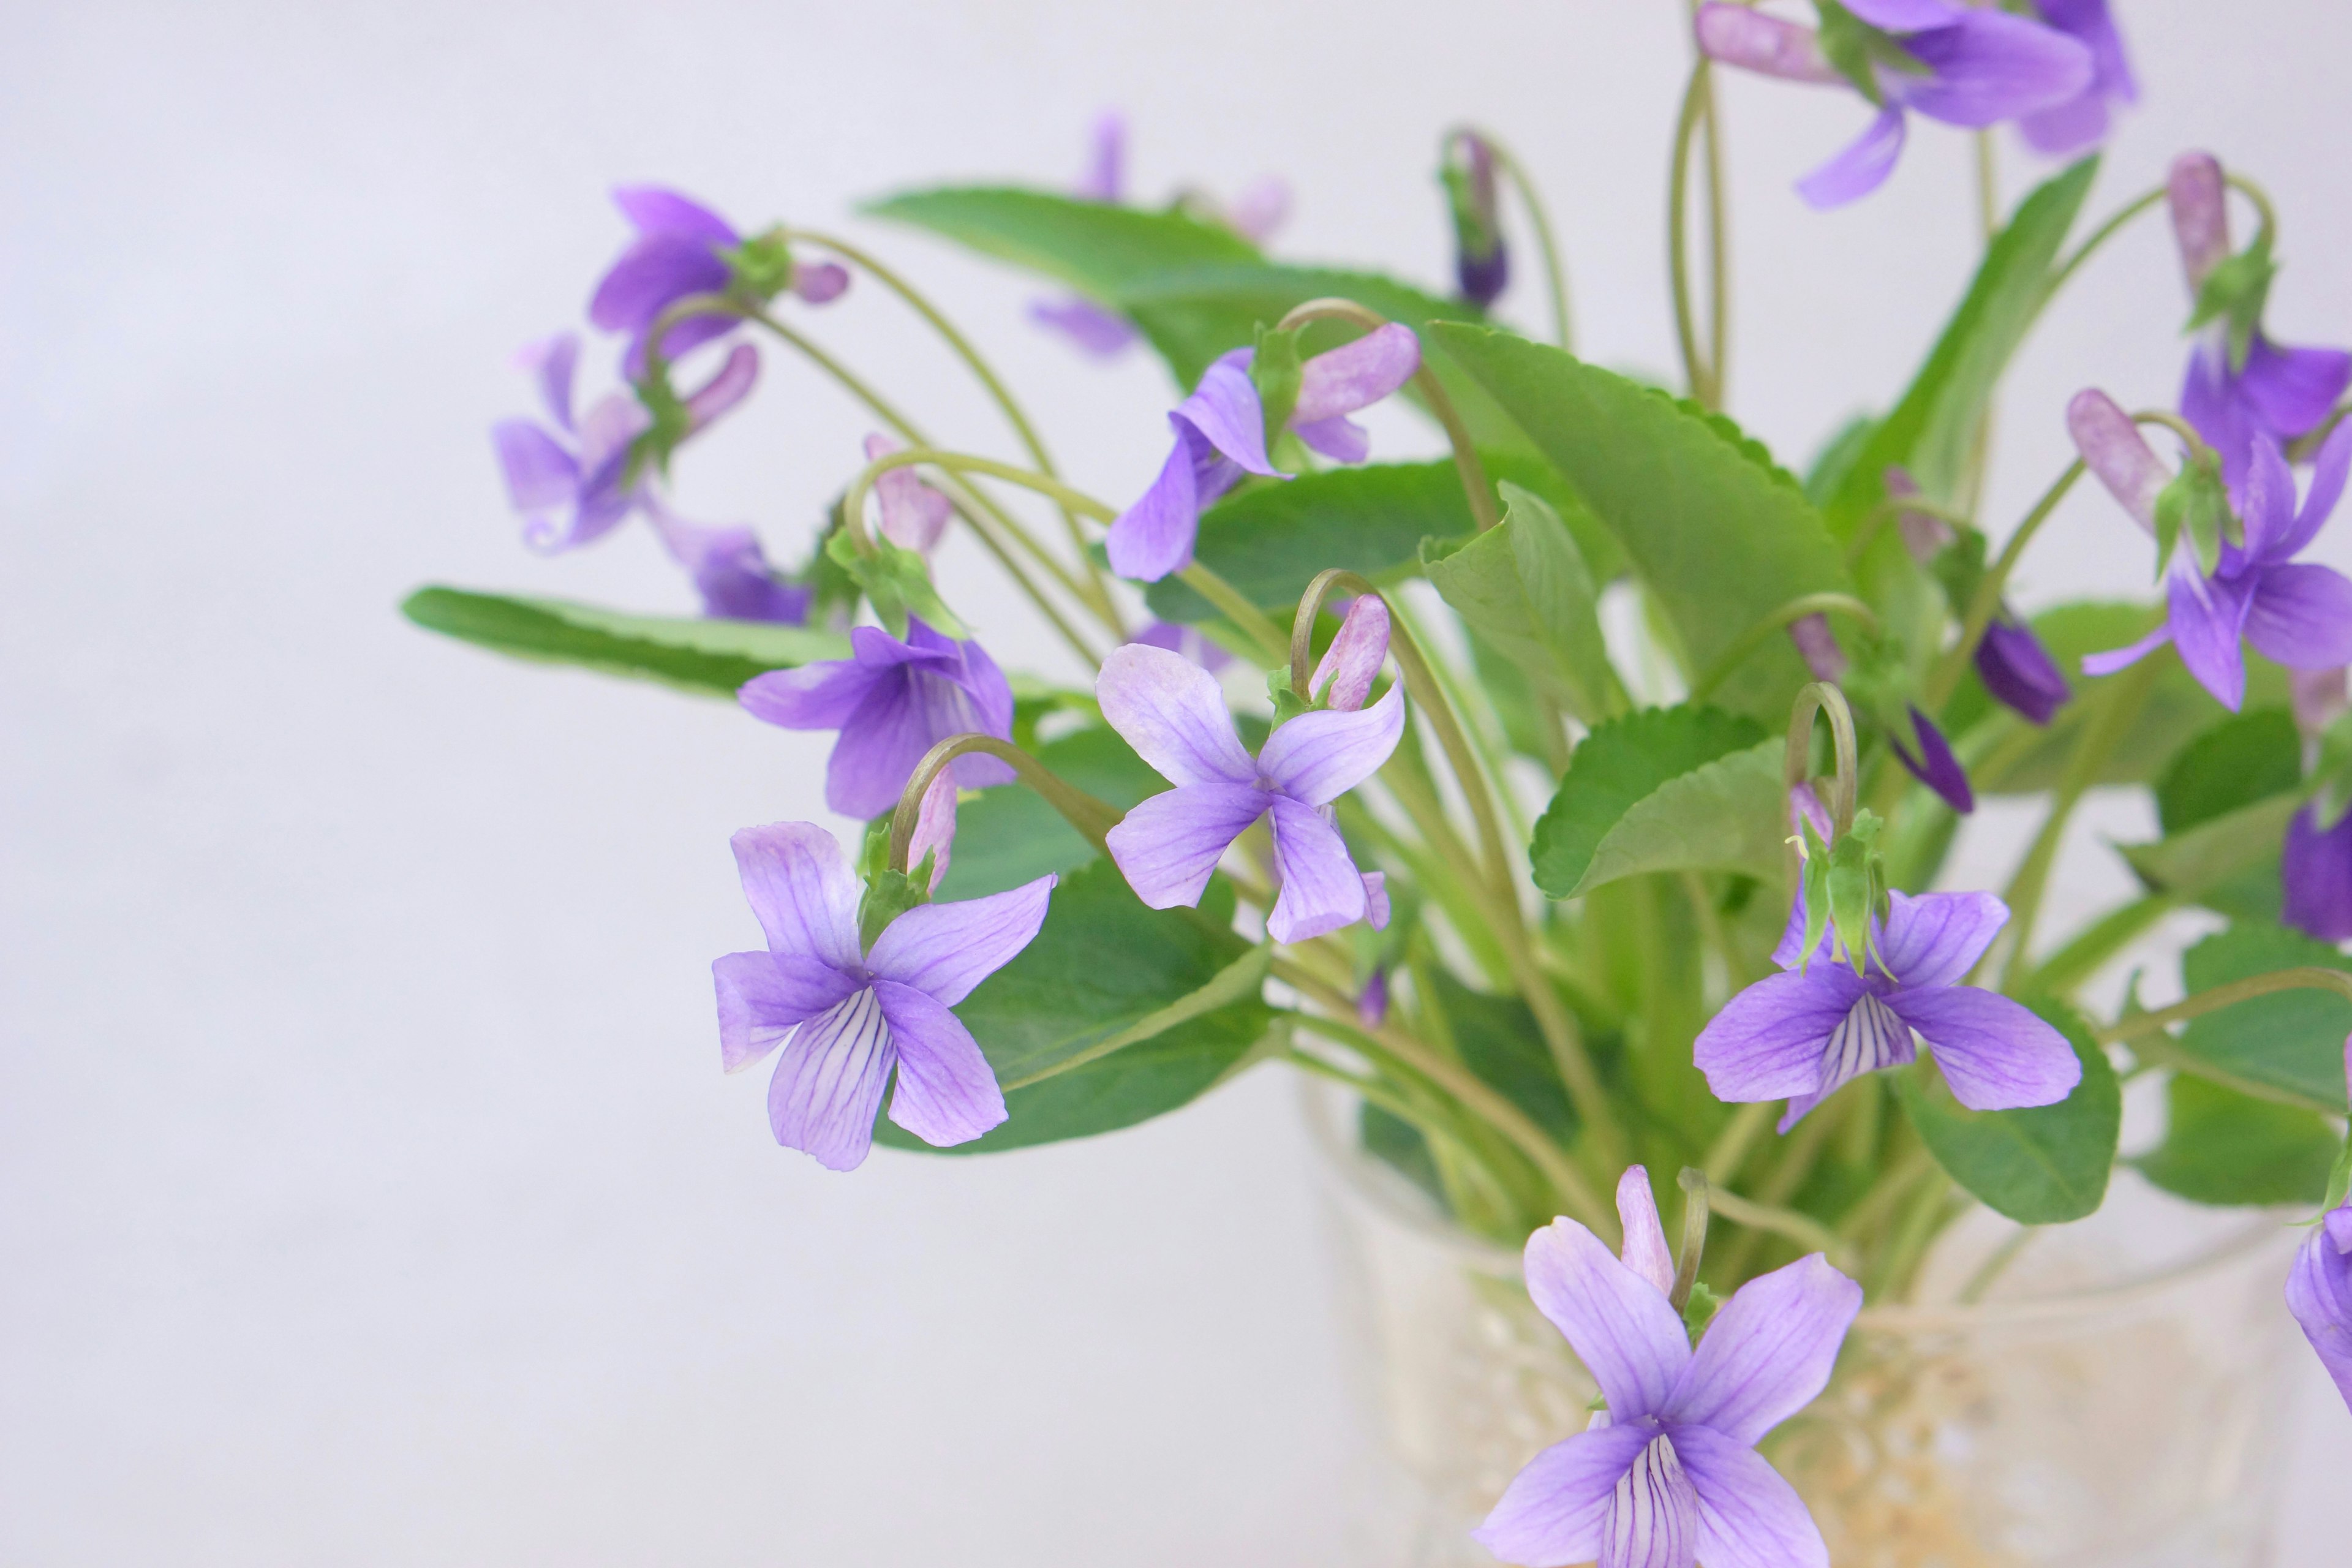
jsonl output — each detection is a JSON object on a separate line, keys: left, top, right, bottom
{"left": 5, "top": 0, "right": 2349, "bottom": 1561}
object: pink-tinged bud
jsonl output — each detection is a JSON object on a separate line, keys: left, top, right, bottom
{"left": 1694, "top": 2, "right": 1841, "bottom": 85}
{"left": 1312, "top": 596, "right": 1392, "bottom": 711}
{"left": 2167, "top": 152, "right": 2230, "bottom": 295}
{"left": 1883, "top": 466, "right": 1954, "bottom": 562}
{"left": 907, "top": 770, "right": 959, "bottom": 893}
{"left": 791, "top": 260, "right": 850, "bottom": 305}
{"left": 1788, "top": 613, "right": 1848, "bottom": 682}
{"left": 2066, "top": 388, "right": 2166, "bottom": 535}
{"left": 1223, "top": 176, "right": 1291, "bottom": 244}
{"left": 683, "top": 342, "right": 761, "bottom": 432}
{"left": 2293, "top": 667, "right": 2350, "bottom": 739}
{"left": 864, "top": 433, "right": 954, "bottom": 556}
{"left": 1789, "top": 782, "right": 1834, "bottom": 845}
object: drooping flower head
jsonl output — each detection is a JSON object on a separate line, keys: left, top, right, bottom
{"left": 1975, "top": 614, "right": 2071, "bottom": 725}
{"left": 1889, "top": 704, "right": 1975, "bottom": 813}
{"left": 1694, "top": 1, "right": 2095, "bottom": 209}
{"left": 1106, "top": 326, "right": 1422, "bottom": 581}
{"left": 2070, "top": 388, "right": 2352, "bottom": 711}
{"left": 590, "top": 186, "right": 846, "bottom": 375}
{"left": 862, "top": 433, "right": 954, "bottom": 556}
{"left": 2285, "top": 1039, "right": 2352, "bottom": 1413}
{"left": 1096, "top": 643, "right": 1401, "bottom": 943}
{"left": 2015, "top": 0, "right": 2136, "bottom": 156}
{"left": 644, "top": 498, "right": 812, "bottom": 625}
{"left": 1694, "top": 889, "right": 2080, "bottom": 1129}
{"left": 738, "top": 620, "right": 1016, "bottom": 818}
{"left": 712, "top": 821, "right": 1052, "bottom": 1169}
{"left": 2168, "top": 154, "right": 2352, "bottom": 494}
{"left": 1442, "top": 131, "right": 1510, "bottom": 309}
{"left": 1476, "top": 1167, "right": 1861, "bottom": 1568}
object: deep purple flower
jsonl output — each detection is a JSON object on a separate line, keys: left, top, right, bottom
{"left": 1096, "top": 644, "right": 1402, "bottom": 943}
{"left": 1030, "top": 116, "right": 1145, "bottom": 360}
{"left": 738, "top": 620, "right": 1016, "bottom": 818}
{"left": 1695, "top": 0, "right": 2094, "bottom": 208}
{"left": 712, "top": 821, "right": 1052, "bottom": 1169}
{"left": 1975, "top": 614, "right": 2071, "bottom": 725}
{"left": 1444, "top": 132, "right": 1510, "bottom": 309}
{"left": 1695, "top": 889, "right": 2079, "bottom": 1129}
{"left": 863, "top": 433, "right": 954, "bottom": 556}
{"left": 1476, "top": 1167, "right": 1861, "bottom": 1568}
{"left": 1889, "top": 705, "right": 1975, "bottom": 813}
{"left": 1130, "top": 619, "right": 1234, "bottom": 673}
{"left": 2285, "top": 1040, "right": 2352, "bottom": 1412}
{"left": 1106, "top": 326, "right": 1422, "bottom": 581}
{"left": 1356, "top": 967, "right": 1391, "bottom": 1027}
{"left": 643, "top": 496, "right": 811, "bottom": 625}
{"left": 590, "top": 186, "right": 845, "bottom": 374}
{"left": 2072, "top": 388, "right": 2352, "bottom": 711}
{"left": 2168, "top": 154, "right": 2352, "bottom": 494}
{"left": 2016, "top": 0, "right": 2136, "bottom": 156}
{"left": 2283, "top": 805, "right": 2352, "bottom": 943}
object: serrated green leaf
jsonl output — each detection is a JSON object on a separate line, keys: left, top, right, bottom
{"left": 1897, "top": 998, "right": 2119, "bottom": 1224}
{"left": 1422, "top": 481, "right": 1616, "bottom": 722}
{"left": 2174, "top": 923, "right": 2352, "bottom": 1111}
{"left": 1429, "top": 328, "right": 1853, "bottom": 720}
{"left": 401, "top": 586, "right": 848, "bottom": 697}
{"left": 2121, "top": 793, "right": 2300, "bottom": 900}
{"left": 1529, "top": 706, "right": 1776, "bottom": 898}
{"left": 2155, "top": 707, "right": 2301, "bottom": 834}
{"left": 2135, "top": 1073, "right": 2337, "bottom": 1207}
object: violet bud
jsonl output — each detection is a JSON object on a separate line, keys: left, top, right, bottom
{"left": 1788, "top": 614, "right": 1848, "bottom": 683}
{"left": 1311, "top": 596, "right": 1392, "bottom": 711}
{"left": 1442, "top": 133, "right": 1509, "bottom": 309}
{"left": 1890, "top": 706, "right": 1975, "bottom": 813}
{"left": 1975, "top": 615, "right": 2070, "bottom": 725}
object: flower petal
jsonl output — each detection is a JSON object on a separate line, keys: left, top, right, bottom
{"left": 1616, "top": 1167, "right": 1676, "bottom": 1298}
{"left": 2282, "top": 805, "right": 2352, "bottom": 944}
{"left": 1796, "top": 105, "right": 1907, "bottom": 210}
{"left": 728, "top": 822, "right": 864, "bottom": 970}
{"left": 2282, "top": 417, "right": 2352, "bottom": 564}
{"left": 1693, "top": 967, "right": 1866, "bottom": 1104}
{"left": 611, "top": 184, "right": 737, "bottom": 244}
{"left": 1106, "top": 429, "right": 1205, "bottom": 582}
{"left": 1289, "top": 415, "right": 1370, "bottom": 464}
{"left": 1694, "top": 2, "right": 1841, "bottom": 84}
{"left": 874, "top": 979, "right": 1007, "bottom": 1148}
{"left": 1175, "top": 352, "right": 1282, "bottom": 477}
{"left": 1890, "top": 705, "right": 1974, "bottom": 813}
{"left": 1291, "top": 323, "right": 1420, "bottom": 426}
{"left": 1601, "top": 1434, "right": 1700, "bottom": 1568}
{"left": 1521, "top": 1216, "right": 1694, "bottom": 1423}
{"left": 905, "top": 771, "right": 959, "bottom": 894}
{"left": 2241, "top": 434, "right": 2301, "bottom": 563}
{"left": 1360, "top": 870, "right": 1391, "bottom": 930}
{"left": 790, "top": 260, "right": 850, "bottom": 304}
{"left": 1310, "top": 595, "right": 1391, "bottom": 712}
{"left": 1841, "top": 0, "right": 1963, "bottom": 26}
{"left": 1265, "top": 796, "right": 1369, "bottom": 944}
{"left": 589, "top": 232, "right": 731, "bottom": 334}
{"left": 767, "top": 986, "right": 893, "bottom": 1170}
{"left": 2239, "top": 337, "right": 2352, "bottom": 443}
{"left": 1095, "top": 643, "right": 1257, "bottom": 786}
{"left": 2287, "top": 1224, "right": 2352, "bottom": 1415}
{"left": 516, "top": 331, "right": 580, "bottom": 432}
{"left": 1669, "top": 1424, "right": 1831, "bottom": 1568}
{"left": 1665, "top": 1253, "right": 1861, "bottom": 1446}
{"left": 1886, "top": 984, "right": 2082, "bottom": 1110}
{"left": 2167, "top": 558, "right": 2251, "bottom": 710}
{"left": 1103, "top": 783, "right": 1267, "bottom": 910}
{"left": 1471, "top": 1423, "right": 1654, "bottom": 1567}
{"left": 683, "top": 342, "right": 760, "bottom": 432}
{"left": 1893, "top": 12, "right": 2094, "bottom": 129}
{"left": 1258, "top": 682, "right": 1406, "bottom": 805}
{"left": 1875, "top": 889, "right": 2007, "bottom": 989}
{"left": 865, "top": 433, "right": 954, "bottom": 556}
{"left": 1975, "top": 616, "right": 2071, "bottom": 725}
{"left": 866, "top": 874, "right": 1057, "bottom": 1006}
{"left": 1797, "top": 992, "right": 1917, "bottom": 1131}
{"left": 2065, "top": 387, "right": 2165, "bottom": 533}
{"left": 2166, "top": 153, "right": 2230, "bottom": 290}
{"left": 491, "top": 420, "right": 579, "bottom": 516}
{"left": 1077, "top": 111, "right": 1125, "bottom": 203}
{"left": 737, "top": 657, "right": 883, "bottom": 733}
{"left": 2245, "top": 564, "right": 2352, "bottom": 670}
{"left": 2081, "top": 622, "right": 2171, "bottom": 677}
{"left": 1222, "top": 176, "right": 1290, "bottom": 243}
{"left": 714, "top": 951, "right": 860, "bottom": 1072}
{"left": 1028, "top": 296, "right": 1140, "bottom": 358}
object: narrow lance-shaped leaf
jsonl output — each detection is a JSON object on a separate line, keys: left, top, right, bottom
{"left": 401, "top": 585, "right": 849, "bottom": 698}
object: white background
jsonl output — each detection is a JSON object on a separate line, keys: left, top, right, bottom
{"left": 7, "top": 1, "right": 2350, "bottom": 1561}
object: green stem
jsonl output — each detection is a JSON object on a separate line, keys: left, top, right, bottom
{"left": 1668, "top": 58, "right": 1716, "bottom": 409}
{"left": 1957, "top": 1226, "right": 2037, "bottom": 1305}
{"left": 1784, "top": 681, "right": 1860, "bottom": 900}
{"left": 1922, "top": 459, "right": 2086, "bottom": 711}
{"left": 1479, "top": 133, "right": 1575, "bottom": 352}
{"left": 1700, "top": 61, "right": 1729, "bottom": 401}
{"left": 1691, "top": 594, "right": 1882, "bottom": 702}
{"left": 2047, "top": 186, "right": 2167, "bottom": 295}
{"left": 1973, "top": 131, "right": 1999, "bottom": 244}
{"left": 2097, "top": 965, "right": 2352, "bottom": 1040}
{"left": 1709, "top": 1188, "right": 1858, "bottom": 1274}
{"left": 885, "top": 734, "right": 1123, "bottom": 869}
{"left": 953, "top": 504, "right": 1106, "bottom": 666}
{"left": 1177, "top": 564, "right": 1289, "bottom": 664}
{"left": 1871, "top": 1169, "right": 1959, "bottom": 1302}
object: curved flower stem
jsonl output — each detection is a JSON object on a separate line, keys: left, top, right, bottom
{"left": 1175, "top": 564, "right": 1290, "bottom": 665}
{"left": 949, "top": 509, "right": 1106, "bottom": 667}
{"left": 1272, "top": 959, "right": 1612, "bottom": 1234}
{"left": 1700, "top": 62, "right": 1729, "bottom": 399}
{"left": 2098, "top": 966, "right": 2352, "bottom": 1039}
{"left": 1668, "top": 57, "right": 1718, "bottom": 410}
{"left": 1784, "top": 681, "right": 1860, "bottom": 895}
{"left": 1973, "top": 131, "right": 2000, "bottom": 244}
{"left": 1294, "top": 569, "right": 1624, "bottom": 1170}
{"left": 780, "top": 227, "right": 1123, "bottom": 628}
{"left": 1462, "top": 129, "right": 1575, "bottom": 352}
{"left": 885, "top": 733, "right": 1125, "bottom": 872}
{"left": 2047, "top": 185, "right": 2166, "bottom": 295}
{"left": 1274, "top": 298, "right": 1500, "bottom": 531}
{"left": 1691, "top": 594, "right": 1883, "bottom": 702}
{"left": 842, "top": 447, "right": 1115, "bottom": 548}
{"left": 2225, "top": 172, "right": 2280, "bottom": 249}
{"left": 1920, "top": 458, "right": 2086, "bottom": 712}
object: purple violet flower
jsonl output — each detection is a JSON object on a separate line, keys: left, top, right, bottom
{"left": 1889, "top": 704, "right": 1975, "bottom": 813}
{"left": 1130, "top": 619, "right": 1234, "bottom": 673}
{"left": 738, "top": 620, "right": 1016, "bottom": 818}
{"left": 1030, "top": 116, "right": 1146, "bottom": 360}
{"left": 1106, "top": 326, "right": 1422, "bottom": 581}
{"left": 2168, "top": 154, "right": 2352, "bottom": 494}
{"left": 1694, "top": 0, "right": 2095, "bottom": 209}
{"left": 2285, "top": 1039, "right": 2352, "bottom": 1412}
{"left": 1096, "top": 644, "right": 1403, "bottom": 943}
{"left": 589, "top": 186, "right": 845, "bottom": 374}
{"left": 712, "top": 821, "right": 1053, "bottom": 1169}
{"left": 2282, "top": 804, "right": 2352, "bottom": 943}
{"left": 2071, "top": 388, "right": 2352, "bottom": 711}
{"left": 1975, "top": 614, "right": 2071, "bottom": 725}
{"left": 1694, "top": 890, "right": 2079, "bottom": 1129}
{"left": 1476, "top": 1167, "right": 1861, "bottom": 1568}
{"left": 1311, "top": 596, "right": 1393, "bottom": 712}
{"left": 862, "top": 433, "right": 954, "bottom": 556}
{"left": 2015, "top": 0, "right": 2136, "bottom": 156}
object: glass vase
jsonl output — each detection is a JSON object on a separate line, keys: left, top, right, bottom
{"left": 1304, "top": 1080, "right": 2304, "bottom": 1568}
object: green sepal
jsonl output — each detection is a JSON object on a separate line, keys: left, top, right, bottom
{"left": 1799, "top": 829, "right": 1834, "bottom": 974}
{"left": 856, "top": 866, "right": 930, "bottom": 952}
{"left": 1825, "top": 811, "right": 1885, "bottom": 976}
{"left": 1441, "top": 155, "right": 1502, "bottom": 264}
{"left": 1266, "top": 664, "right": 1312, "bottom": 723}
{"left": 1250, "top": 322, "right": 1305, "bottom": 447}
{"left": 824, "top": 528, "right": 967, "bottom": 639}
{"left": 2310, "top": 710, "right": 2352, "bottom": 830}
{"left": 2187, "top": 232, "right": 2277, "bottom": 375}
{"left": 723, "top": 227, "right": 799, "bottom": 303}
{"left": 1814, "top": 1, "right": 1925, "bottom": 104}
{"left": 1681, "top": 1280, "right": 1724, "bottom": 1345}
{"left": 1929, "top": 527, "right": 1991, "bottom": 619}
{"left": 2152, "top": 450, "right": 2233, "bottom": 580}
{"left": 2326, "top": 1131, "right": 2352, "bottom": 1213}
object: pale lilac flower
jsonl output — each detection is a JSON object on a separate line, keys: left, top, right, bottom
{"left": 1788, "top": 614, "right": 1847, "bottom": 682}
{"left": 1695, "top": 1, "right": 2094, "bottom": 209}
{"left": 2071, "top": 389, "right": 2352, "bottom": 711}
{"left": 1106, "top": 326, "right": 1422, "bottom": 581}
{"left": 739, "top": 620, "right": 1016, "bottom": 818}
{"left": 1890, "top": 706, "right": 1975, "bottom": 813}
{"left": 1476, "top": 1167, "right": 1861, "bottom": 1568}
{"left": 1976, "top": 614, "right": 2071, "bottom": 725}
{"left": 2016, "top": 0, "right": 2136, "bottom": 156}
{"left": 1694, "top": 890, "right": 2079, "bottom": 1130}
{"left": 2285, "top": 1039, "right": 2352, "bottom": 1412}
{"left": 1030, "top": 115, "right": 1145, "bottom": 360}
{"left": 862, "top": 433, "right": 954, "bottom": 556}
{"left": 712, "top": 821, "right": 1053, "bottom": 1169}
{"left": 1884, "top": 467, "right": 1956, "bottom": 561}
{"left": 590, "top": 185, "right": 845, "bottom": 374}
{"left": 1096, "top": 644, "right": 1403, "bottom": 943}
{"left": 1311, "top": 596, "right": 1392, "bottom": 712}
{"left": 2168, "top": 154, "right": 2352, "bottom": 493}
{"left": 905, "top": 771, "right": 959, "bottom": 893}
{"left": 1220, "top": 177, "right": 1292, "bottom": 244}
{"left": 1130, "top": 620, "right": 1234, "bottom": 673}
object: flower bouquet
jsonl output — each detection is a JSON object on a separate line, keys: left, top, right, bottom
{"left": 407, "top": 2, "right": 2352, "bottom": 1562}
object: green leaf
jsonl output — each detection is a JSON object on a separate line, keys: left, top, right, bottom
{"left": 1822, "top": 157, "right": 2100, "bottom": 535}
{"left": 1422, "top": 481, "right": 1616, "bottom": 722}
{"left": 1142, "top": 453, "right": 1619, "bottom": 622}
{"left": 863, "top": 186, "right": 1261, "bottom": 300}
{"left": 2135, "top": 1074, "right": 2338, "bottom": 1207}
{"left": 873, "top": 858, "right": 1275, "bottom": 1155}
{"left": 1897, "top": 998, "right": 2120, "bottom": 1224}
{"left": 1529, "top": 706, "right": 1780, "bottom": 899}
{"left": 1429, "top": 327, "right": 1854, "bottom": 720}
{"left": 1427, "top": 969, "right": 1575, "bottom": 1140}
{"left": 2174, "top": 923, "right": 2352, "bottom": 1112}
{"left": 2120, "top": 793, "right": 2300, "bottom": 902}
{"left": 932, "top": 725, "right": 1166, "bottom": 901}
{"left": 2155, "top": 708, "right": 2301, "bottom": 834}
{"left": 401, "top": 586, "right": 849, "bottom": 698}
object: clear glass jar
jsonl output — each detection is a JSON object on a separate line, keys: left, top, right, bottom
{"left": 1304, "top": 1081, "right": 2304, "bottom": 1568}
